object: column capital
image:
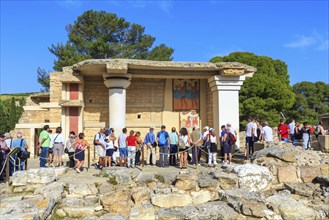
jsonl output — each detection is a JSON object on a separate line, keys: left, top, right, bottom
{"left": 103, "top": 74, "right": 132, "bottom": 89}
{"left": 208, "top": 75, "right": 246, "bottom": 92}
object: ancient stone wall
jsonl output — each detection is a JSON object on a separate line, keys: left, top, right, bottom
{"left": 49, "top": 72, "right": 63, "bottom": 103}
{"left": 126, "top": 78, "right": 165, "bottom": 136}
{"left": 206, "top": 84, "right": 213, "bottom": 128}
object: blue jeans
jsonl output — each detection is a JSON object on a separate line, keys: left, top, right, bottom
{"left": 40, "top": 147, "right": 49, "bottom": 167}
{"left": 192, "top": 145, "right": 201, "bottom": 164}
{"left": 159, "top": 145, "right": 168, "bottom": 167}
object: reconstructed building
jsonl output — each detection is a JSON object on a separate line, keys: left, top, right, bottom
{"left": 15, "top": 59, "right": 256, "bottom": 156}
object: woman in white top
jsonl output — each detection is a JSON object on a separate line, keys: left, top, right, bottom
{"left": 206, "top": 128, "right": 218, "bottom": 166}
{"left": 178, "top": 127, "right": 190, "bottom": 169}
{"left": 52, "top": 127, "right": 65, "bottom": 167}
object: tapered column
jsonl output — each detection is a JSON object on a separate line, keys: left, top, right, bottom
{"left": 208, "top": 75, "right": 247, "bottom": 149}
{"left": 104, "top": 75, "right": 131, "bottom": 132}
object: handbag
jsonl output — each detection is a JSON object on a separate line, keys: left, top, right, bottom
{"left": 178, "top": 138, "right": 186, "bottom": 150}
{"left": 64, "top": 148, "right": 69, "bottom": 154}
{"left": 152, "top": 142, "right": 157, "bottom": 147}
{"left": 20, "top": 151, "right": 30, "bottom": 159}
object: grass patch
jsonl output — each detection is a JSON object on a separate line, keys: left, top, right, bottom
{"left": 155, "top": 174, "right": 165, "bottom": 183}
{"left": 108, "top": 176, "right": 118, "bottom": 185}
{"left": 102, "top": 173, "right": 110, "bottom": 178}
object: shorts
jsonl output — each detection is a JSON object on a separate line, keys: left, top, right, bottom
{"left": 75, "top": 149, "right": 85, "bottom": 161}
{"left": 119, "top": 148, "right": 128, "bottom": 158}
{"left": 223, "top": 144, "right": 231, "bottom": 154}
{"left": 52, "top": 143, "right": 64, "bottom": 156}
{"left": 106, "top": 149, "right": 114, "bottom": 157}
{"left": 96, "top": 145, "right": 106, "bottom": 157}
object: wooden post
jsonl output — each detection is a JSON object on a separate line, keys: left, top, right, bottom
{"left": 5, "top": 158, "right": 9, "bottom": 184}
{"left": 195, "top": 145, "right": 198, "bottom": 170}
{"left": 25, "top": 160, "right": 28, "bottom": 170}
{"left": 141, "top": 144, "right": 144, "bottom": 168}
{"left": 88, "top": 147, "right": 90, "bottom": 170}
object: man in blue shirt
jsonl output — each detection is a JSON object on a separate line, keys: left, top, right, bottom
{"left": 11, "top": 132, "right": 29, "bottom": 174}
{"left": 157, "top": 125, "right": 170, "bottom": 167}
{"left": 144, "top": 127, "right": 156, "bottom": 166}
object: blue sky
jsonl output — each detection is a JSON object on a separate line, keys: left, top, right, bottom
{"left": 1, "top": 0, "right": 328, "bottom": 94}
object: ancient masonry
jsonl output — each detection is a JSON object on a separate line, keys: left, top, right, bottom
{"left": 15, "top": 59, "right": 256, "bottom": 156}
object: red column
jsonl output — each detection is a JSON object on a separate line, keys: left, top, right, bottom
{"left": 69, "top": 107, "right": 79, "bottom": 134}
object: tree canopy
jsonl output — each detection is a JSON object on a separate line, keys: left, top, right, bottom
{"left": 289, "top": 81, "right": 329, "bottom": 124}
{"left": 211, "top": 52, "right": 295, "bottom": 128}
{"left": 0, "top": 97, "right": 25, "bottom": 132}
{"left": 48, "top": 10, "right": 174, "bottom": 72}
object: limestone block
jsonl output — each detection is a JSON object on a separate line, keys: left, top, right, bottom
{"left": 151, "top": 194, "right": 192, "bottom": 208}
{"left": 284, "top": 183, "right": 317, "bottom": 197}
{"left": 136, "top": 173, "right": 154, "bottom": 184}
{"left": 68, "top": 183, "right": 98, "bottom": 197}
{"left": 175, "top": 174, "right": 198, "bottom": 190}
{"left": 318, "top": 135, "right": 329, "bottom": 152}
{"left": 62, "top": 206, "right": 97, "bottom": 218}
{"left": 34, "top": 182, "right": 64, "bottom": 202}
{"left": 100, "top": 191, "right": 131, "bottom": 215}
{"left": 131, "top": 187, "right": 151, "bottom": 207}
{"left": 319, "top": 164, "right": 329, "bottom": 175}
{"left": 27, "top": 168, "right": 57, "bottom": 184}
{"left": 214, "top": 172, "right": 239, "bottom": 190}
{"left": 277, "top": 165, "right": 298, "bottom": 183}
{"left": 254, "top": 142, "right": 266, "bottom": 152}
{"left": 198, "top": 174, "right": 218, "bottom": 189}
{"left": 11, "top": 171, "right": 28, "bottom": 186}
{"left": 191, "top": 190, "right": 212, "bottom": 205}
{"left": 300, "top": 166, "right": 321, "bottom": 183}
{"left": 233, "top": 164, "right": 272, "bottom": 190}
{"left": 196, "top": 201, "right": 238, "bottom": 219}
{"left": 266, "top": 194, "right": 316, "bottom": 219}
{"left": 130, "top": 204, "right": 156, "bottom": 220}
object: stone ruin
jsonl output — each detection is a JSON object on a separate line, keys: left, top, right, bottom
{"left": 1, "top": 142, "right": 329, "bottom": 220}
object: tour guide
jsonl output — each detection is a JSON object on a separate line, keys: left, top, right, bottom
{"left": 38, "top": 125, "right": 51, "bottom": 167}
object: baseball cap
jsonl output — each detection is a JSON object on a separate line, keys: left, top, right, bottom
{"left": 194, "top": 126, "right": 200, "bottom": 130}
{"left": 203, "top": 126, "right": 209, "bottom": 130}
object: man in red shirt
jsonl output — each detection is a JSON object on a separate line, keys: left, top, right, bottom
{"left": 278, "top": 119, "right": 290, "bottom": 142}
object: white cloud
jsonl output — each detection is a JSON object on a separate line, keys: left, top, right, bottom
{"left": 284, "top": 32, "right": 329, "bottom": 51}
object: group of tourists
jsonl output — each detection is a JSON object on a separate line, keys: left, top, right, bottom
{"left": 1, "top": 118, "right": 327, "bottom": 178}
{"left": 244, "top": 117, "right": 328, "bottom": 158}
{"left": 91, "top": 123, "right": 238, "bottom": 171}
{"left": 37, "top": 125, "right": 90, "bottom": 174}
{"left": 0, "top": 131, "right": 29, "bottom": 180}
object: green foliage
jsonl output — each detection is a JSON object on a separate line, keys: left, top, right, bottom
{"left": 0, "top": 96, "right": 26, "bottom": 132}
{"left": 37, "top": 67, "right": 50, "bottom": 92}
{"left": 211, "top": 52, "right": 295, "bottom": 128}
{"left": 49, "top": 10, "right": 174, "bottom": 71}
{"left": 289, "top": 81, "right": 329, "bottom": 124}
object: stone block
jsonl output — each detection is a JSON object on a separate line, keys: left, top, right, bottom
{"left": 300, "top": 166, "right": 321, "bottom": 183}
{"left": 100, "top": 191, "right": 131, "bottom": 215}
{"left": 131, "top": 187, "right": 151, "bottom": 207}
{"left": 254, "top": 142, "right": 266, "bottom": 152}
{"left": 318, "top": 135, "right": 329, "bottom": 153}
{"left": 191, "top": 190, "right": 212, "bottom": 205}
{"left": 151, "top": 194, "right": 192, "bottom": 208}
{"left": 277, "top": 165, "right": 298, "bottom": 183}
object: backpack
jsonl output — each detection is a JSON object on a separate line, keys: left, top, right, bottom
{"left": 228, "top": 133, "right": 236, "bottom": 145}
{"left": 158, "top": 132, "right": 167, "bottom": 146}
{"left": 93, "top": 132, "right": 101, "bottom": 145}
{"left": 178, "top": 135, "right": 186, "bottom": 150}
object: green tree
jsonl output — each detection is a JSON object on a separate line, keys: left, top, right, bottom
{"left": 37, "top": 67, "right": 50, "bottom": 92}
{"left": 210, "top": 52, "right": 295, "bottom": 128}
{"left": 289, "top": 81, "right": 329, "bottom": 124}
{"left": 0, "top": 97, "right": 26, "bottom": 132}
{"left": 49, "top": 10, "right": 174, "bottom": 71}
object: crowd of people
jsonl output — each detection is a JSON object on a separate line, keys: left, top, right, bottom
{"left": 0, "top": 119, "right": 327, "bottom": 178}
{"left": 244, "top": 117, "right": 328, "bottom": 158}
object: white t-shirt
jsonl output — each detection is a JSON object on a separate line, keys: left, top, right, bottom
{"left": 118, "top": 133, "right": 127, "bottom": 148}
{"left": 179, "top": 135, "right": 189, "bottom": 147}
{"left": 209, "top": 135, "right": 217, "bottom": 144}
{"left": 261, "top": 126, "right": 273, "bottom": 142}
{"left": 53, "top": 133, "right": 65, "bottom": 144}
{"left": 289, "top": 122, "right": 295, "bottom": 134}
{"left": 246, "top": 122, "right": 257, "bottom": 137}
{"left": 105, "top": 135, "right": 114, "bottom": 150}
{"left": 95, "top": 132, "right": 106, "bottom": 147}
